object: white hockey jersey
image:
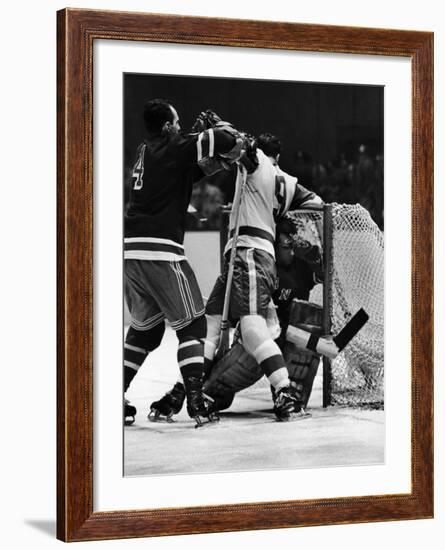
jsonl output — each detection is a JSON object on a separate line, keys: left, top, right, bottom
{"left": 224, "top": 149, "right": 317, "bottom": 259}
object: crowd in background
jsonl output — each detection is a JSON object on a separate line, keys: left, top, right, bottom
{"left": 292, "top": 145, "right": 384, "bottom": 229}
{"left": 183, "top": 144, "right": 383, "bottom": 231}
{"left": 125, "top": 143, "right": 384, "bottom": 232}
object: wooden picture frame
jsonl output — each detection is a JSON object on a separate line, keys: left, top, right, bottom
{"left": 57, "top": 8, "right": 433, "bottom": 542}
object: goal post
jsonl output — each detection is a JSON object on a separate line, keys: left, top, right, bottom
{"left": 285, "top": 204, "right": 384, "bottom": 409}
{"left": 322, "top": 204, "right": 333, "bottom": 408}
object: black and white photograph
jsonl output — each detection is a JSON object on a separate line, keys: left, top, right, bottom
{"left": 122, "top": 73, "right": 384, "bottom": 477}
{"left": 1, "top": 0, "right": 440, "bottom": 546}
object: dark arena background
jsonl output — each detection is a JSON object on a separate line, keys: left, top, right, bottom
{"left": 123, "top": 73, "right": 385, "bottom": 477}
{"left": 124, "top": 74, "right": 384, "bottom": 231}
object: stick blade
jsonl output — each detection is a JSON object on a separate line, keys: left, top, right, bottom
{"left": 333, "top": 308, "right": 369, "bottom": 351}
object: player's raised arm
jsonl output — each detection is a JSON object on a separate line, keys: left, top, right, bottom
{"left": 290, "top": 181, "right": 324, "bottom": 210}
{"left": 188, "top": 109, "right": 246, "bottom": 176}
{"left": 276, "top": 167, "right": 324, "bottom": 214}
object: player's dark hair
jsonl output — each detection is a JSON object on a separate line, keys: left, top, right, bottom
{"left": 143, "top": 99, "right": 174, "bottom": 135}
{"left": 257, "top": 133, "right": 281, "bottom": 159}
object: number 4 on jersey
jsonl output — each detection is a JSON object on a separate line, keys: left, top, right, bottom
{"left": 132, "top": 144, "right": 146, "bottom": 190}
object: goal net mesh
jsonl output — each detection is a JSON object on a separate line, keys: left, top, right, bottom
{"left": 287, "top": 204, "right": 384, "bottom": 408}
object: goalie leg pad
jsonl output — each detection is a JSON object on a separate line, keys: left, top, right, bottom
{"left": 205, "top": 392, "right": 235, "bottom": 413}
{"left": 282, "top": 341, "right": 321, "bottom": 408}
{"left": 288, "top": 299, "right": 323, "bottom": 328}
{"left": 283, "top": 341, "right": 316, "bottom": 379}
{"left": 203, "top": 342, "right": 262, "bottom": 398}
{"left": 300, "top": 356, "right": 321, "bottom": 408}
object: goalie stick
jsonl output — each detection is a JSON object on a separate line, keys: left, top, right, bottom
{"left": 286, "top": 308, "right": 369, "bottom": 359}
{"left": 215, "top": 164, "right": 248, "bottom": 360}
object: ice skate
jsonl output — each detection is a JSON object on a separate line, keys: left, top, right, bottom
{"left": 185, "top": 376, "right": 220, "bottom": 428}
{"left": 124, "top": 399, "right": 137, "bottom": 426}
{"left": 273, "top": 385, "right": 311, "bottom": 422}
{"left": 148, "top": 382, "right": 186, "bottom": 423}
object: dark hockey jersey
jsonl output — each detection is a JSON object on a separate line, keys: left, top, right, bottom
{"left": 125, "top": 128, "right": 237, "bottom": 261}
{"left": 271, "top": 257, "right": 319, "bottom": 346}
{"left": 273, "top": 258, "right": 317, "bottom": 322}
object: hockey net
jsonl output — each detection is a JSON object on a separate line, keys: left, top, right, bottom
{"left": 286, "top": 204, "right": 384, "bottom": 408}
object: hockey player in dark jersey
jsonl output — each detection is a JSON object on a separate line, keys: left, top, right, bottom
{"left": 124, "top": 99, "right": 245, "bottom": 427}
{"left": 150, "top": 133, "right": 323, "bottom": 422}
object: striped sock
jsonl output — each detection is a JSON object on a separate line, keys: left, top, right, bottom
{"left": 252, "top": 340, "right": 290, "bottom": 391}
{"left": 124, "top": 341, "right": 148, "bottom": 391}
{"left": 177, "top": 338, "right": 204, "bottom": 379}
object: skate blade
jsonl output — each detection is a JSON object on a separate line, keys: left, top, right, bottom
{"left": 194, "top": 414, "right": 220, "bottom": 429}
{"left": 148, "top": 410, "right": 175, "bottom": 423}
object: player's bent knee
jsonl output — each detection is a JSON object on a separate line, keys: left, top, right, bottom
{"left": 177, "top": 315, "right": 207, "bottom": 343}
{"left": 240, "top": 315, "right": 270, "bottom": 356}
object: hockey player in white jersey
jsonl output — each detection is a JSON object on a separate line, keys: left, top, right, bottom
{"left": 150, "top": 129, "right": 323, "bottom": 422}
{"left": 204, "top": 133, "right": 323, "bottom": 420}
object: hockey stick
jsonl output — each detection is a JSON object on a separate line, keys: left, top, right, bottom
{"left": 286, "top": 308, "right": 369, "bottom": 359}
{"left": 215, "top": 164, "right": 248, "bottom": 360}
